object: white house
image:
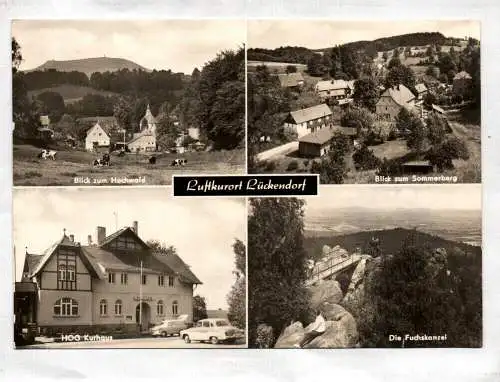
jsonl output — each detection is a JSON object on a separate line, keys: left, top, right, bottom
{"left": 85, "top": 122, "right": 110, "bottom": 151}
{"left": 283, "top": 103, "right": 334, "bottom": 138}
{"left": 128, "top": 105, "right": 157, "bottom": 152}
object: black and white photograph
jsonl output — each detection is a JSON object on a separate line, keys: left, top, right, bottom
{"left": 12, "top": 20, "right": 245, "bottom": 186}
{"left": 248, "top": 185, "right": 481, "bottom": 348}
{"left": 247, "top": 20, "right": 481, "bottom": 185}
{"left": 13, "top": 188, "right": 246, "bottom": 348}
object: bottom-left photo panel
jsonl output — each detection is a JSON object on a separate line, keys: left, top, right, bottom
{"left": 13, "top": 187, "right": 247, "bottom": 349}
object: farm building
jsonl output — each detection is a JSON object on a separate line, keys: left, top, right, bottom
{"left": 453, "top": 71, "right": 473, "bottom": 97}
{"left": 376, "top": 84, "right": 416, "bottom": 122}
{"left": 284, "top": 103, "right": 333, "bottom": 138}
{"left": 315, "top": 79, "right": 355, "bottom": 100}
{"left": 415, "top": 83, "right": 428, "bottom": 99}
{"left": 22, "top": 221, "right": 201, "bottom": 336}
{"left": 127, "top": 132, "right": 156, "bottom": 152}
{"left": 276, "top": 72, "right": 305, "bottom": 89}
{"left": 298, "top": 126, "right": 357, "bottom": 158}
{"left": 85, "top": 122, "right": 111, "bottom": 151}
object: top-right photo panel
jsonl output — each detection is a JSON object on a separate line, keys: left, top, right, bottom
{"left": 247, "top": 20, "right": 481, "bottom": 184}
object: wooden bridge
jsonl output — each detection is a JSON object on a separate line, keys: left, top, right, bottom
{"left": 306, "top": 252, "right": 362, "bottom": 287}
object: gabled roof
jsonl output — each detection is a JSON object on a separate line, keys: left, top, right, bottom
{"left": 100, "top": 227, "right": 149, "bottom": 249}
{"left": 299, "top": 127, "right": 338, "bottom": 145}
{"left": 454, "top": 71, "right": 472, "bottom": 80}
{"left": 380, "top": 84, "right": 415, "bottom": 107}
{"left": 415, "top": 83, "right": 427, "bottom": 93}
{"left": 128, "top": 131, "right": 155, "bottom": 145}
{"left": 152, "top": 252, "right": 202, "bottom": 284}
{"left": 277, "top": 72, "right": 304, "bottom": 87}
{"left": 86, "top": 122, "right": 111, "bottom": 138}
{"left": 289, "top": 104, "right": 332, "bottom": 125}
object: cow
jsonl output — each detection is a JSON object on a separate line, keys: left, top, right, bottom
{"left": 93, "top": 154, "right": 111, "bottom": 167}
{"left": 149, "top": 156, "right": 157, "bottom": 165}
{"left": 38, "top": 149, "right": 57, "bottom": 160}
{"left": 171, "top": 158, "right": 187, "bottom": 167}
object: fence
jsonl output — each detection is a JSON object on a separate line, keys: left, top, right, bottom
{"left": 306, "top": 253, "right": 362, "bottom": 286}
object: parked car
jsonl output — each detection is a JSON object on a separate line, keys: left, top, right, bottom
{"left": 150, "top": 315, "right": 189, "bottom": 337}
{"left": 180, "top": 319, "right": 245, "bottom": 345}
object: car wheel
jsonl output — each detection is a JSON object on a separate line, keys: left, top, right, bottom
{"left": 161, "top": 331, "right": 167, "bottom": 337}
{"left": 183, "top": 335, "right": 191, "bottom": 344}
{"left": 210, "top": 336, "right": 219, "bottom": 345}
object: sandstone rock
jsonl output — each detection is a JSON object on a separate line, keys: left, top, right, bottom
{"left": 347, "top": 259, "right": 366, "bottom": 292}
{"left": 322, "top": 245, "right": 332, "bottom": 256}
{"left": 343, "top": 283, "right": 365, "bottom": 306}
{"left": 274, "top": 322, "right": 305, "bottom": 348}
{"left": 309, "top": 279, "right": 343, "bottom": 308}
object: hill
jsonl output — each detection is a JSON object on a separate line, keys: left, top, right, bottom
{"left": 28, "top": 57, "right": 150, "bottom": 77}
{"left": 28, "top": 84, "right": 120, "bottom": 104}
{"left": 303, "top": 227, "right": 481, "bottom": 261}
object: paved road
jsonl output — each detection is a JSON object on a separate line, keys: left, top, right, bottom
{"left": 256, "top": 142, "right": 298, "bottom": 162}
{"left": 22, "top": 336, "right": 247, "bottom": 349}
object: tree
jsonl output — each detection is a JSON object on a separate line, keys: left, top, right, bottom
{"left": 341, "top": 107, "right": 375, "bottom": 137}
{"left": 382, "top": 51, "right": 388, "bottom": 62}
{"left": 405, "top": 114, "right": 427, "bottom": 154}
{"left": 353, "top": 144, "right": 382, "bottom": 170}
{"left": 286, "top": 65, "right": 297, "bottom": 74}
{"left": 307, "top": 53, "right": 325, "bottom": 77}
{"left": 352, "top": 78, "right": 379, "bottom": 112}
{"left": 156, "top": 113, "right": 181, "bottom": 149}
{"left": 227, "top": 239, "right": 246, "bottom": 330}
{"left": 147, "top": 240, "right": 178, "bottom": 256}
{"left": 423, "top": 92, "right": 438, "bottom": 110}
{"left": 425, "top": 65, "right": 440, "bottom": 79}
{"left": 387, "top": 57, "right": 402, "bottom": 70}
{"left": 12, "top": 37, "right": 22, "bottom": 74}
{"left": 193, "top": 295, "right": 208, "bottom": 322}
{"left": 248, "top": 198, "right": 311, "bottom": 347}
{"left": 385, "top": 64, "right": 416, "bottom": 93}
{"left": 113, "top": 96, "right": 134, "bottom": 132}
{"left": 310, "top": 131, "right": 349, "bottom": 183}
{"left": 426, "top": 113, "right": 447, "bottom": 145}
{"left": 36, "top": 91, "right": 65, "bottom": 123}
{"left": 426, "top": 136, "right": 469, "bottom": 171}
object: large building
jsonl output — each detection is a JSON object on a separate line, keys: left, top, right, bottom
{"left": 23, "top": 221, "right": 201, "bottom": 336}
{"left": 375, "top": 84, "right": 416, "bottom": 122}
{"left": 283, "top": 103, "right": 333, "bottom": 138}
{"left": 315, "top": 79, "right": 355, "bottom": 101}
{"left": 84, "top": 122, "right": 111, "bottom": 151}
{"left": 276, "top": 72, "right": 305, "bottom": 90}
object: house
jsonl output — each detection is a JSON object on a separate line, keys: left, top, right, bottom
{"left": 283, "top": 103, "right": 333, "bottom": 138}
{"left": 415, "top": 83, "right": 428, "bottom": 99}
{"left": 85, "top": 122, "right": 111, "bottom": 151}
{"left": 452, "top": 71, "right": 473, "bottom": 97}
{"left": 276, "top": 72, "right": 305, "bottom": 89}
{"left": 22, "top": 221, "right": 201, "bottom": 336}
{"left": 315, "top": 79, "right": 355, "bottom": 100}
{"left": 298, "top": 126, "right": 357, "bottom": 158}
{"left": 128, "top": 105, "right": 158, "bottom": 152}
{"left": 375, "top": 84, "right": 416, "bottom": 122}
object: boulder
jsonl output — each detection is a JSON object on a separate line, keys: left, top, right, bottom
{"left": 274, "top": 322, "right": 305, "bottom": 348}
{"left": 347, "top": 259, "right": 367, "bottom": 292}
{"left": 309, "top": 279, "right": 343, "bottom": 308}
{"left": 322, "top": 245, "right": 332, "bottom": 256}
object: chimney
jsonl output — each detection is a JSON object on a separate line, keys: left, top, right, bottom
{"left": 97, "top": 226, "right": 106, "bottom": 245}
{"left": 132, "top": 221, "right": 138, "bottom": 235}
{"left": 88, "top": 235, "right": 93, "bottom": 246}
{"left": 69, "top": 234, "right": 74, "bottom": 243}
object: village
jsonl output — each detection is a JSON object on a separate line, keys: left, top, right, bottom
{"left": 248, "top": 30, "right": 480, "bottom": 184}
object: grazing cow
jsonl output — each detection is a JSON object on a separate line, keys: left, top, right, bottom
{"left": 38, "top": 149, "right": 57, "bottom": 160}
{"left": 171, "top": 158, "right": 187, "bottom": 167}
{"left": 93, "top": 154, "right": 111, "bottom": 167}
{"left": 149, "top": 156, "right": 157, "bottom": 165}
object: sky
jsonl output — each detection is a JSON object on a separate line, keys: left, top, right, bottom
{"left": 305, "top": 184, "right": 481, "bottom": 215}
{"left": 248, "top": 20, "right": 480, "bottom": 50}
{"left": 13, "top": 188, "right": 246, "bottom": 310}
{"left": 12, "top": 20, "right": 245, "bottom": 73}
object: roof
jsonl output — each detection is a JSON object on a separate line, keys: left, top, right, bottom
{"left": 380, "top": 84, "right": 415, "bottom": 107}
{"left": 153, "top": 252, "right": 202, "bottom": 285}
{"left": 299, "top": 127, "right": 338, "bottom": 145}
{"left": 128, "top": 132, "right": 155, "bottom": 145}
{"left": 289, "top": 104, "right": 332, "bottom": 125}
{"left": 277, "top": 72, "right": 304, "bottom": 87}
{"left": 432, "top": 104, "right": 445, "bottom": 114}
{"left": 454, "top": 71, "right": 472, "bottom": 80}
{"left": 403, "top": 160, "right": 433, "bottom": 166}
{"left": 141, "top": 105, "right": 157, "bottom": 124}
{"left": 15, "top": 282, "right": 37, "bottom": 293}
{"left": 86, "top": 122, "right": 111, "bottom": 138}
{"left": 77, "top": 116, "right": 117, "bottom": 124}
{"left": 338, "top": 98, "right": 354, "bottom": 106}
{"left": 315, "top": 79, "right": 351, "bottom": 92}
{"left": 415, "top": 83, "right": 427, "bottom": 93}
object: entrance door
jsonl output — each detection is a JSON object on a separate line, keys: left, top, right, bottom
{"left": 135, "top": 302, "right": 151, "bottom": 332}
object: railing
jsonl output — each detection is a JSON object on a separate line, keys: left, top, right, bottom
{"left": 306, "top": 254, "right": 362, "bottom": 286}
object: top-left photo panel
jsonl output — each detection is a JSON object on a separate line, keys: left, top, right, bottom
{"left": 12, "top": 20, "right": 246, "bottom": 187}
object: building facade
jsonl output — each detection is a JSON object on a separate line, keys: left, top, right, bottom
{"left": 283, "top": 103, "right": 333, "bottom": 138}
{"left": 298, "top": 126, "right": 356, "bottom": 158}
{"left": 128, "top": 105, "right": 158, "bottom": 152}
{"left": 315, "top": 79, "right": 355, "bottom": 101}
{"left": 85, "top": 122, "right": 111, "bottom": 151}
{"left": 24, "top": 221, "right": 201, "bottom": 336}
{"left": 376, "top": 84, "right": 416, "bottom": 122}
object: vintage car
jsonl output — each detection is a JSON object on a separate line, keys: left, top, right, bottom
{"left": 150, "top": 315, "right": 190, "bottom": 337}
{"left": 179, "top": 318, "right": 245, "bottom": 345}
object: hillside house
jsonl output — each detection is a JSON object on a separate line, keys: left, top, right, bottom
{"left": 283, "top": 103, "right": 333, "bottom": 138}
{"left": 276, "top": 72, "right": 305, "bottom": 90}
{"left": 85, "top": 122, "right": 111, "bottom": 151}
{"left": 452, "top": 71, "right": 473, "bottom": 97}
{"left": 415, "top": 83, "right": 428, "bottom": 99}
{"left": 315, "top": 79, "right": 355, "bottom": 101}
{"left": 22, "top": 221, "right": 201, "bottom": 335}
{"left": 298, "top": 126, "right": 357, "bottom": 158}
{"left": 376, "top": 84, "right": 416, "bottom": 122}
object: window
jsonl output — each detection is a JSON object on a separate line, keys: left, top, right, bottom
{"left": 109, "top": 236, "right": 141, "bottom": 251}
{"left": 114, "top": 300, "right": 122, "bottom": 315}
{"left": 120, "top": 273, "right": 128, "bottom": 285}
{"left": 108, "top": 273, "right": 115, "bottom": 284}
{"left": 216, "top": 320, "right": 230, "bottom": 327}
{"left": 100, "top": 299, "right": 108, "bottom": 316}
{"left": 172, "top": 300, "right": 178, "bottom": 316}
{"left": 58, "top": 265, "right": 66, "bottom": 280}
{"left": 141, "top": 275, "right": 147, "bottom": 285}
{"left": 53, "top": 298, "right": 78, "bottom": 317}
{"left": 158, "top": 275, "right": 164, "bottom": 286}
{"left": 202, "top": 321, "right": 210, "bottom": 328}
{"left": 168, "top": 276, "right": 174, "bottom": 287}
{"left": 157, "top": 300, "right": 164, "bottom": 315}
{"left": 57, "top": 249, "right": 77, "bottom": 290}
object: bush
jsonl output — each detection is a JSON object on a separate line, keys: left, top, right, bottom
{"left": 264, "top": 160, "right": 277, "bottom": 172}
{"left": 353, "top": 145, "right": 382, "bottom": 170}
{"left": 377, "top": 157, "right": 404, "bottom": 177}
{"left": 303, "top": 159, "right": 309, "bottom": 168}
{"left": 287, "top": 160, "right": 299, "bottom": 171}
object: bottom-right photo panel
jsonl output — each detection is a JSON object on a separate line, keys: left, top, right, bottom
{"left": 248, "top": 184, "right": 481, "bottom": 348}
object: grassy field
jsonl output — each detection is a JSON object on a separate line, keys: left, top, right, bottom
{"left": 247, "top": 61, "right": 308, "bottom": 73}
{"left": 28, "top": 84, "right": 120, "bottom": 104}
{"left": 13, "top": 145, "right": 245, "bottom": 186}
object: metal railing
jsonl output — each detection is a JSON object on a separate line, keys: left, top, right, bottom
{"left": 306, "top": 253, "right": 362, "bottom": 286}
